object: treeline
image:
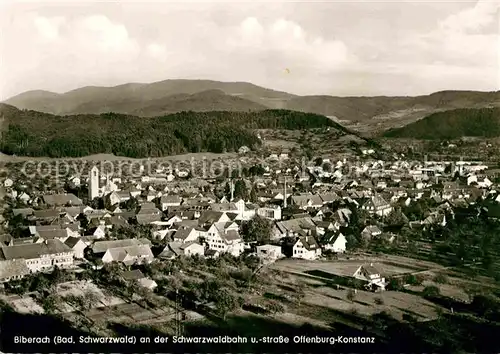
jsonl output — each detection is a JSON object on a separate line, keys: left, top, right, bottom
{"left": 383, "top": 107, "right": 500, "bottom": 139}
{"left": 0, "top": 105, "right": 341, "bottom": 158}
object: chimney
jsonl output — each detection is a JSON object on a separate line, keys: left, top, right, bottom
{"left": 370, "top": 263, "right": 373, "bottom": 267}
{"left": 230, "top": 180, "right": 234, "bottom": 202}
{"left": 305, "top": 235, "right": 308, "bottom": 243}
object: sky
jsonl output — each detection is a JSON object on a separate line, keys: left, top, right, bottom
{"left": 0, "top": 0, "right": 498, "bottom": 99}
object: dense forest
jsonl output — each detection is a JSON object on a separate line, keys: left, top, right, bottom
{"left": 383, "top": 108, "right": 500, "bottom": 140}
{"left": 0, "top": 104, "right": 344, "bottom": 158}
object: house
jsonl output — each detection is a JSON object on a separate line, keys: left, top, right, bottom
{"left": 290, "top": 236, "right": 321, "bottom": 260}
{"left": 290, "top": 194, "right": 323, "bottom": 209}
{"left": 0, "top": 239, "right": 74, "bottom": 273}
{"left": 106, "top": 191, "right": 131, "bottom": 206}
{"left": 91, "top": 238, "right": 151, "bottom": 255}
{"left": 12, "top": 208, "right": 34, "bottom": 218}
{"left": 102, "top": 244, "right": 154, "bottom": 266}
{"left": 35, "top": 229, "right": 70, "bottom": 243}
{"left": 159, "top": 241, "right": 205, "bottom": 259}
{"left": 322, "top": 232, "right": 347, "bottom": 253}
{"left": 121, "top": 269, "right": 158, "bottom": 290}
{"left": 41, "top": 193, "right": 83, "bottom": 207}
{"left": 361, "top": 195, "right": 393, "bottom": 216}
{"left": 319, "top": 193, "right": 339, "bottom": 204}
{"left": 0, "top": 259, "right": 30, "bottom": 283}
{"left": 64, "top": 237, "right": 87, "bottom": 259}
{"left": 361, "top": 225, "right": 382, "bottom": 241}
{"left": 275, "top": 217, "right": 316, "bottom": 239}
{"left": 160, "top": 195, "right": 182, "bottom": 211}
{"left": 203, "top": 222, "right": 244, "bottom": 257}
{"left": 256, "top": 206, "right": 282, "bottom": 220}
{"left": 353, "top": 263, "right": 386, "bottom": 291}
{"left": 256, "top": 244, "right": 283, "bottom": 261}
{"left": 87, "top": 225, "right": 106, "bottom": 238}
{"left": 172, "top": 227, "right": 200, "bottom": 243}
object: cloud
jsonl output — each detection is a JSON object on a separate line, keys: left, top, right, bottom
{"left": 227, "top": 17, "right": 353, "bottom": 71}
{"left": 147, "top": 43, "right": 168, "bottom": 60}
{"left": 439, "top": 0, "right": 499, "bottom": 33}
{"left": 34, "top": 15, "right": 65, "bottom": 41}
{"left": 419, "top": 1, "right": 499, "bottom": 68}
{"left": 70, "top": 15, "right": 139, "bottom": 54}
{"left": 0, "top": 3, "right": 497, "bottom": 99}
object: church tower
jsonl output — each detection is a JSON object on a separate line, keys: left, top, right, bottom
{"left": 89, "top": 165, "right": 99, "bottom": 201}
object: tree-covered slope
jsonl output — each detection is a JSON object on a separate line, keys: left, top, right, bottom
{"left": 0, "top": 104, "right": 343, "bottom": 158}
{"left": 383, "top": 108, "right": 500, "bottom": 139}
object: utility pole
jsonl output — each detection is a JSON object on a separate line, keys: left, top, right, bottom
{"left": 175, "top": 289, "right": 180, "bottom": 336}
{"left": 175, "top": 289, "right": 184, "bottom": 336}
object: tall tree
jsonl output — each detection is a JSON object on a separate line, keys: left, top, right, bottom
{"left": 249, "top": 185, "right": 258, "bottom": 203}
{"left": 240, "top": 215, "right": 273, "bottom": 243}
{"left": 233, "top": 179, "right": 248, "bottom": 200}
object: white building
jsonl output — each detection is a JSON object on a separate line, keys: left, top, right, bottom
{"left": 291, "top": 236, "right": 321, "bottom": 260}
{"left": 353, "top": 263, "right": 386, "bottom": 291}
{"left": 257, "top": 206, "right": 282, "bottom": 220}
{"left": 89, "top": 166, "right": 100, "bottom": 201}
{"left": 256, "top": 244, "right": 283, "bottom": 261}
{"left": 323, "top": 233, "right": 347, "bottom": 253}
{"left": 0, "top": 239, "right": 74, "bottom": 274}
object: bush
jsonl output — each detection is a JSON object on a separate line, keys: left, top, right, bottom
{"left": 265, "top": 300, "right": 285, "bottom": 314}
{"left": 405, "top": 274, "right": 423, "bottom": 286}
{"left": 347, "top": 289, "right": 356, "bottom": 302}
{"left": 434, "top": 273, "right": 448, "bottom": 284}
{"left": 423, "top": 285, "right": 440, "bottom": 297}
{"left": 402, "top": 313, "right": 416, "bottom": 322}
{"left": 388, "top": 278, "right": 404, "bottom": 291}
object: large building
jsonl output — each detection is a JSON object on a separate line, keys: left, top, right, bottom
{"left": 0, "top": 239, "right": 74, "bottom": 276}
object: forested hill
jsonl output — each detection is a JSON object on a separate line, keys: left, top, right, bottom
{"left": 0, "top": 104, "right": 344, "bottom": 158}
{"left": 383, "top": 108, "right": 500, "bottom": 140}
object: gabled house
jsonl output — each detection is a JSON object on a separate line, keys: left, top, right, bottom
{"left": 160, "top": 195, "right": 183, "bottom": 211}
{"left": 361, "top": 195, "right": 393, "bottom": 216}
{"left": 172, "top": 227, "right": 200, "bottom": 243}
{"left": 322, "top": 232, "right": 347, "bottom": 253}
{"left": 289, "top": 236, "right": 321, "bottom": 260}
{"left": 361, "top": 225, "right": 382, "bottom": 241}
{"left": 275, "top": 217, "right": 316, "bottom": 239}
{"left": 102, "top": 244, "right": 154, "bottom": 266}
{"left": 64, "top": 237, "right": 87, "bottom": 259}
{"left": 159, "top": 241, "right": 205, "bottom": 259}
{"left": 121, "top": 269, "right": 158, "bottom": 290}
{"left": 290, "top": 194, "right": 323, "bottom": 210}
{"left": 353, "top": 263, "right": 386, "bottom": 291}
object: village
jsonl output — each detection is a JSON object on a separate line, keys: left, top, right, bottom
{"left": 0, "top": 149, "right": 499, "bottom": 350}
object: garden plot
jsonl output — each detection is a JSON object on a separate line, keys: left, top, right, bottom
{"left": 56, "top": 280, "right": 124, "bottom": 308}
{"left": 9, "top": 295, "right": 44, "bottom": 314}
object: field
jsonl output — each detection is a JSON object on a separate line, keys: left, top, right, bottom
{"left": 0, "top": 293, "right": 44, "bottom": 314}
{"left": 266, "top": 256, "right": 440, "bottom": 321}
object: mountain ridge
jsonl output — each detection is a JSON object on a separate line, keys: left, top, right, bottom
{"left": 4, "top": 79, "right": 499, "bottom": 124}
{"left": 383, "top": 107, "right": 500, "bottom": 140}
